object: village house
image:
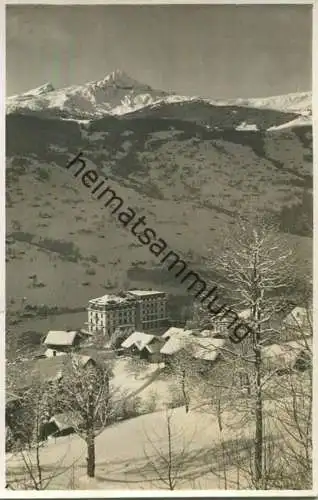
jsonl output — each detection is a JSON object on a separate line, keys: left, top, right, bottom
{"left": 190, "top": 337, "right": 226, "bottom": 362}
{"left": 236, "top": 306, "right": 313, "bottom": 344}
{"left": 237, "top": 308, "right": 252, "bottom": 321}
{"left": 45, "top": 412, "right": 76, "bottom": 439}
{"left": 43, "top": 330, "right": 83, "bottom": 357}
{"left": 160, "top": 327, "right": 225, "bottom": 369}
{"left": 262, "top": 338, "right": 312, "bottom": 375}
{"left": 283, "top": 306, "right": 312, "bottom": 337}
{"left": 162, "top": 326, "right": 193, "bottom": 341}
{"left": 121, "top": 331, "right": 165, "bottom": 363}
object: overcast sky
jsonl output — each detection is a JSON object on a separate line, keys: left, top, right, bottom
{"left": 6, "top": 4, "right": 312, "bottom": 99}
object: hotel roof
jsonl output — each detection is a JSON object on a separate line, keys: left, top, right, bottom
{"left": 88, "top": 294, "right": 134, "bottom": 306}
{"left": 128, "top": 289, "right": 165, "bottom": 297}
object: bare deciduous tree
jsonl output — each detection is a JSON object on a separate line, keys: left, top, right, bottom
{"left": 202, "top": 221, "right": 296, "bottom": 488}
{"left": 218, "top": 223, "right": 292, "bottom": 487}
{"left": 142, "top": 410, "right": 197, "bottom": 490}
{"left": 54, "top": 354, "right": 113, "bottom": 478}
{"left": 167, "top": 348, "right": 199, "bottom": 413}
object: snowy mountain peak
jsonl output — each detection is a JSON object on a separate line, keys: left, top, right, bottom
{"left": 104, "top": 69, "right": 136, "bottom": 83}
{"left": 97, "top": 69, "right": 153, "bottom": 91}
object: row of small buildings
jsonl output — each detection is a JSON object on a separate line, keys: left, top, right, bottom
{"left": 86, "top": 289, "right": 313, "bottom": 343}
{"left": 37, "top": 302, "right": 312, "bottom": 372}
{"left": 86, "top": 289, "right": 168, "bottom": 337}
{"left": 8, "top": 289, "right": 314, "bottom": 388}
{"left": 32, "top": 286, "right": 313, "bottom": 367}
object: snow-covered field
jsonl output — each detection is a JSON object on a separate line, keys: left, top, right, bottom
{"left": 6, "top": 406, "right": 257, "bottom": 490}
{"left": 111, "top": 358, "right": 172, "bottom": 410}
{"left": 7, "top": 343, "right": 310, "bottom": 494}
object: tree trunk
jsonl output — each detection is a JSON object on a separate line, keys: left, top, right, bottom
{"left": 181, "top": 370, "right": 189, "bottom": 413}
{"left": 86, "top": 433, "right": 95, "bottom": 478}
{"left": 251, "top": 248, "right": 264, "bottom": 489}
{"left": 254, "top": 314, "right": 263, "bottom": 489}
{"left": 254, "top": 347, "right": 263, "bottom": 488}
{"left": 35, "top": 442, "right": 43, "bottom": 489}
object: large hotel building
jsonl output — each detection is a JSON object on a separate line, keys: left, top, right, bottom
{"left": 87, "top": 290, "right": 168, "bottom": 337}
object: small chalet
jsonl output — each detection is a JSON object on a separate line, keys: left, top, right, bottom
{"left": 43, "top": 330, "right": 82, "bottom": 357}
{"left": 160, "top": 331, "right": 225, "bottom": 373}
{"left": 238, "top": 308, "right": 252, "bottom": 320}
{"left": 262, "top": 338, "right": 312, "bottom": 375}
{"left": 121, "top": 331, "right": 165, "bottom": 362}
{"left": 162, "top": 327, "right": 193, "bottom": 340}
{"left": 160, "top": 331, "right": 192, "bottom": 356}
{"left": 283, "top": 307, "right": 312, "bottom": 337}
{"left": 190, "top": 337, "right": 226, "bottom": 363}
{"left": 160, "top": 332, "right": 224, "bottom": 358}
{"left": 46, "top": 412, "right": 76, "bottom": 439}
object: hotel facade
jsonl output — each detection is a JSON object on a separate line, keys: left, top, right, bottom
{"left": 87, "top": 290, "right": 168, "bottom": 337}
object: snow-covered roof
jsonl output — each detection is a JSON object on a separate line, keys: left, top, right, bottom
{"left": 283, "top": 307, "right": 312, "bottom": 329}
{"left": 262, "top": 339, "right": 312, "bottom": 369}
{"left": 190, "top": 338, "right": 226, "bottom": 361}
{"left": 238, "top": 308, "right": 252, "bottom": 320}
{"left": 162, "top": 327, "right": 192, "bottom": 339}
{"left": 44, "top": 330, "right": 78, "bottom": 346}
{"left": 121, "top": 331, "right": 155, "bottom": 350}
{"left": 49, "top": 412, "right": 76, "bottom": 432}
{"left": 199, "top": 329, "right": 226, "bottom": 338}
{"left": 160, "top": 334, "right": 225, "bottom": 359}
{"left": 160, "top": 335, "right": 192, "bottom": 355}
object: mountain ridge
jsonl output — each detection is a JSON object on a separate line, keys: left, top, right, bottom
{"left": 7, "top": 70, "right": 312, "bottom": 126}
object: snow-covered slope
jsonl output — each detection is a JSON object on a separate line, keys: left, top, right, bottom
{"left": 230, "top": 92, "right": 312, "bottom": 115}
{"left": 6, "top": 70, "right": 170, "bottom": 118}
{"left": 267, "top": 114, "right": 312, "bottom": 131}
{"left": 8, "top": 82, "right": 55, "bottom": 99}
